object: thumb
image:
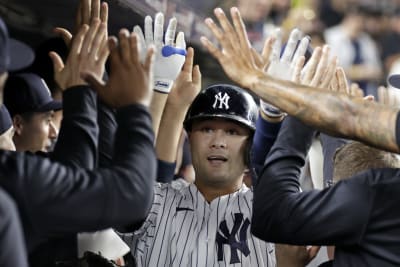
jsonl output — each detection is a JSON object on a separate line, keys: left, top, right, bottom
{"left": 53, "top": 27, "right": 72, "bottom": 47}
{"left": 81, "top": 71, "right": 106, "bottom": 94}
{"left": 49, "top": 51, "right": 65, "bottom": 73}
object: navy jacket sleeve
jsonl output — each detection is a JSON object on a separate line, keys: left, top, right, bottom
{"left": 51, "top": 85, "right": 98, "bottom": 169}
{"left": 251, "top": 114, "right": 282, "bottom": 176}
{"left": 157, "top": 159, "right": 176, "bottom": 183}
{"left": 0, "top": 188, "right": 28, "bottom": 267}
{"left": 251, "top": 116, "right": 372, "bottom": 246}
{"left": 0, "top": 104, "right": 156, "bottom": 250}
{"left": 97, "top": 98, "right": 117, "bottom": 168}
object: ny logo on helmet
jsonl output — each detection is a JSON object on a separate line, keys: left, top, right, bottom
{"left": 213, "top": 92, "right": 230, "bottom": 110}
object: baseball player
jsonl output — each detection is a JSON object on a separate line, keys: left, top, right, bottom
{"left": 120, "top": 84, "right": 276, "bottom": 266}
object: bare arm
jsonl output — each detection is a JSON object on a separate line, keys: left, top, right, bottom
{"left": 201, "top": 7, "right": 400, "bottom": 153}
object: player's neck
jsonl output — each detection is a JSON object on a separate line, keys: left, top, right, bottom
{"left": 194, "top": 179, "right": 243, "bottom": 203}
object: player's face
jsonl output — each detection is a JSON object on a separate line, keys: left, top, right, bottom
{"left": 189, "top": 118, "right": 250, "bottom": 187}
{"left": 14, "top": 111, "right": 58, "bottom": 153}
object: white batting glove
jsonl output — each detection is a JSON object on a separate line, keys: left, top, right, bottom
{"left": 261, "top": 28, "right": 310, "bottom": 117}
{"left": 134, "top": 12, "right": 186, "bottom": 93}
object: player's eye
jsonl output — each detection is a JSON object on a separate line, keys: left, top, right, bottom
{"left": 226, "top": 129, "right": 238, "bottom": 135}
{"left": 201, "top": 127, "right": 213, "bottom": 133}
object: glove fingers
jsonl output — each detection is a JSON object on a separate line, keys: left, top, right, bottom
{"left": 175, "top": 32, "right": 186, "bottom": 49}
{"left": 165, "top": 17, "right": 177, "bottom": 46}
{"left": 144, "top": 16, "right": 153, "bottom": 46}
{"left": 292, "top": 36, "right": 310, "bottom": 67}
{"left": 154, "top": 12, "right": 164, "bottom": 49}
{"left": 281, "top": 28, "right": 300, "bottom": 64}
{"left": 270, "top": 28, "right": 282, "bottom": 63}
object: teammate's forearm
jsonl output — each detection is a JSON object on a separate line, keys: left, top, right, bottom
{"left": 250, "top": 72, "right": 400, "bottom": 153}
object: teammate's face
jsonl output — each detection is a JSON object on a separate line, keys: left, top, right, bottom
{"left": 189, "top": 118, "right": 250, "bottom": 189}
{"left": 13, "top": 111, "right": 58, "bottom": 153}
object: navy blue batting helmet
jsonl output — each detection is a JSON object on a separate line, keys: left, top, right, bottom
{"left": 184, "top": 84, "right": 258, "bottom": 132}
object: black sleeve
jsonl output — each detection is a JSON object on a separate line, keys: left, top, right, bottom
{"left": 320, "top": 133, "right": 348, "bottom": 187}
{"left": 0, "top": 104, "right": 156, "bottom": 249}
{"left": 0, "top": 188, "right": 28, "bottom": 267}
{"left": 157, "top": 159, "right": 176, "bottom": 183}
{"left": 97, "top": 97, "right": 117, "bottom": 168}
{"left": 251, "top": 117, "right": 372, "bottom": 246}
{"left": 51, "top": 85, "right": 98, "bottom": 169}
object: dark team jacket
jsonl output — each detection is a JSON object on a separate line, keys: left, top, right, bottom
{"left": 0, "top": 86, "right": 156, "bottom": 254}
{"left": 252, "top": 115, "right": 400, "bottom": 266}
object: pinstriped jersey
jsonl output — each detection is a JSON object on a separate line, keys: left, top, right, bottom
{"left": 120, "top": 179, "right": 276, "bottom": 266}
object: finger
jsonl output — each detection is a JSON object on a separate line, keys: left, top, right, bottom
{"left": 81, "top": 0, "right": 91, "bottom": 25}
{"left": 251, "top": 48, "right": 264, "bottom": 70}
{"left": 175, "top": 32, "right": 186, "bottom": 49}
{"left": 192, "top": 65, "right": 202, "bottom": 86}
{"left": 336, "top": 67, "right": 349, "bottom": 94}
{"left": 302, "top": 46, "right": 321, "bottom": 84}
{"left": 330, "top": 69, "right": 339, "bottom": 92}
{"left": 292, "top": 36, "right": 310, "bottom": 68}
{"left": 165, "top": 17, "right": 177, "bottom": 46}
{"left": 81, "top": 19, "right": 100, "bottom": 56}
{"left": 350, "top": 83, "right": 364, "bottom": 98}
{"left": 89, "top": 21, "right": 107, "bottom": 59}
{"left": 319, "top": 57, "right": 338, "bottom": 89}
{"left": 204, "top": 17, "right": 235, "bottom": 54}
{"left": 49, "top": 51, "right": 65, "bottom": 73}
{"left": 378, "top": 86, "right": 388, "bottom": 105}
{"left": 310, "top": 45, "right": 330, "bottom": 87}
{"left": 70, "top": 24, "right": 90, "bottom": 57}
{"left": 129, "top": 33, "right": 140, "bottom": 65}
{"left": 281, "top": 28, "right": 301, "bottom": 64}
{"left": 270, "top": 28, "right": 282, "bottom": 63}
{"left": 364, "top": 95, "right": 375, "bottom": 101}
{"left": 90, "top": 0, "right": 101, "bottom": 23}
{"left": 230, "top": 7, "right": 253, "bottom": 62}
{"left": 134, "top": 25, "right": 146, "bottom": 53}
{"left": 97, "top": 35, "right": 110, "bottom": 67}
{"left": 154, "top": 12, "right": 164, "bottom": 49}
{"left": 119, "top": 29, "right": 132, "bottom": 66}
{"left": 143, "top": 45, "right": 156, "bottom": 73}
{"left": 292, "top": 56, "right": 305, "bottom": 83}
{"left": 53, "top": 27, "right": 73, "bottom": 47}
{"left": 100, "top": 2, "right": 108, "bottom": 24}
{"left": 261, "top": 36, "right": 275, "bottom": 70}
{"left": 214, "top": 8, "right": 239, "bottom": 51}
{"left": 183, "top": 47, "right": 194, "bottom": 73}
{"left": 144, "top": 15, "right": 153, "bottom": 46}
{"left": 108, "top": 36, "right": 119, "bottom": 68}
{"left": 200, "top": 36, "right": 224, "bottom": 63}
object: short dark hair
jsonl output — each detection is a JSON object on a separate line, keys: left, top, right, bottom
{"left": 333, "top": 141, "right": 400, "bottom": 182}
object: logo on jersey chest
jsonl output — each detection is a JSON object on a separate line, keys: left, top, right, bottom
{"left": 216, "top": 213, "right": 250, "bottom": 264}
{"left": 213, "top": 92, "right": 230, "bottom": 110}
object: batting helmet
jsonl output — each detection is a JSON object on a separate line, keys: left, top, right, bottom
{"left": 184, "top": 84, "right": 258, "bottom": 132}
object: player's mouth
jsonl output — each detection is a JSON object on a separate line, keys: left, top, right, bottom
{"left": 207, "top": 155, "right": 227, "bottom": 165}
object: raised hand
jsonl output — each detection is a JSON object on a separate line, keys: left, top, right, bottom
{"left": 50, "top": 19, "right": 109, "bottom": 90}
{"left": 201, "top": 7, "right": 263, "bottom": 89}
{"left": 133, "top": 12, "right": 186, "bottom": 93}
{"left": 82, "top": 29, "right": 155, "bottom": 108}
{"left": 260, "top": 28, "right": 310, "bottom": 118}
{"left": 55, "top": 0, "right": 108, "bottom": 46}
{"left": 166, "top": 47, "right": 201, "bottom": 108}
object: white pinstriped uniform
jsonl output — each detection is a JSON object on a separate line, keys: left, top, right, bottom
{"left": 120, "top": 179, "right": 276, "bottom": 266}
